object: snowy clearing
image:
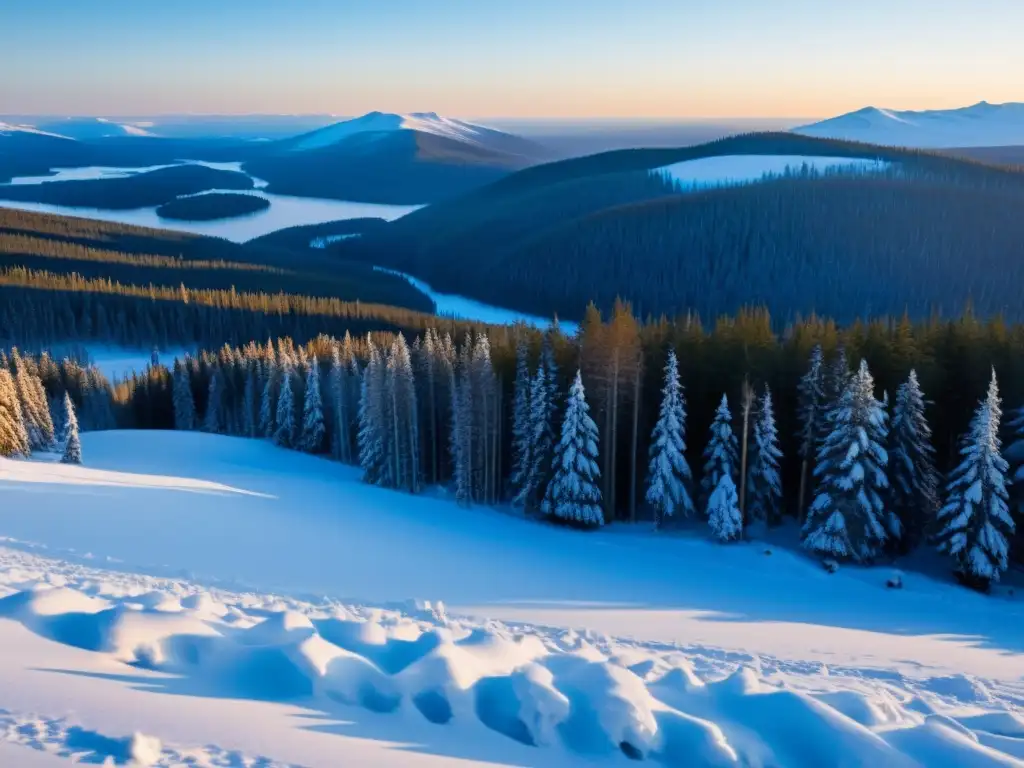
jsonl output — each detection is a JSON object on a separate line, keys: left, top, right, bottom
{"left": 657, "top": 155, "right": 887, "bottom": 190}
{"left": 1, "top": 431, "right": 1022, "bottom": 765}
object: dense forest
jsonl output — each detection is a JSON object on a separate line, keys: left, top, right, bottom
{"left": 348, "top": 132, "right": 1024, "bottom": 323}
{"left": 156, "top": 192, "right": 270, "bottom": 221}
{"left": 0, "top": 164, "right": 253, "bottom": 209}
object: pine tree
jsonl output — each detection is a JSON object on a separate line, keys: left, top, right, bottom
{"left": 935, "top": 370, "right": 1014, "bottom": 591}
{"left": 13, "top": 352, "right": 54, "bottom": 450}
{"left": 274, "top": 364, "right": 297, "bottom": 448}
{"left": 242, "top": 363, "right": 258, "bottom": 437}
{"left": 385, "top": 334, "right": 420, "bottom": 492}
{"left": 542, "top": 370, "right": 603, "bottom": 527}
{"left": 645, "top": 350, "right": 694, "bottom": 526}
{"left": 172, "top": 360, "right": 196, "bottom": 431}
{"left": 450, "top": 344, "right": 472, "bottom": 504}
{"left": 509, "top": 337, "right": 533, "bottom": 505}
{"left": 329, "top": 346, "right": 351, "bottom": 461}
{"left": 358, "top": 341, "right": 388, "bottom": 485}
{"left": 889, "top": 370, "right": 940, "bottom": 550}
{"left": 60, "top": 391, "right": 82, "bottom": 465}
{"left": 204, "top": 371, "right": 223, "bottom": 433}
{"left": 0, "top": 368, "right": 30, "bottom": 458}
{"left": 747, "top": 385, "right": 782, "bottom": 526}
{"left": 517, "top": 360, "right": 555, "bottom": 511}
{"left": 708, "top": 473, "right": 742, "bottom": 542}
{"left": 258, "top": 351, "right": 279, "bottom": 437}
{"left": 300, "top": 357, "right": 326, "bottom": 453}
{"left": 803, "top": 359, "right": 889, "bottom": 561}
{"left": 796, "top": 345, "right": 825, "bottom": 519}
{"left": 701, "top": 395, "right": 738, "bottom": 507}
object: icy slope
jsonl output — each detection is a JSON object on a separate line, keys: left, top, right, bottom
{"left": 794, "top": 101, "right": 1024, "bottom": 148}
{"left": 287, "top": 111, "right": 516, "bottom": 152}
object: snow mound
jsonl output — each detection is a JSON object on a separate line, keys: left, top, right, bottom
{"left": 657, "top": 154, "right": 888, "bottom": 190}
{"left": 287, "top": 111, "right": 512, "bottom": 152}
{"left": 794, "top": 101, "right": 1024, "bottom": 148}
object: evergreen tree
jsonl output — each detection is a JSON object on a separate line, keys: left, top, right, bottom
{"left": 386, "top": 334, "right": 420, "bottom": 492}
{"left": 541, "top": 370, "right": 603, "bottom": 526}
{"left": 204, "top": 371, "right": 223, "bottom": 433}
{"left": 517, "top": 360, "right": 555, "bottom": 511}
{"left": 258, "top": 351, "right": 279, "bottom": 437}
{"left": 299, "top": 357, "right": 326, "bottom": 453}
{"left": 329, "top": 346, "right": 351, "bottom": 462}
{"left": 450, "top": 343, "right": 472, "bottom": 504}
{"left": 645, "top": 349, "right": 694, "bottom": 526}
{"left": 747, "top": 385, "right": 782, "bottom": 526}
{"left": 935, "top": 370, "right": 1014, "bottom": 590}
{"left": 358, "top": 341, "right": 388, "bottom": 485}
{"left": 796, "top": 345, "right": 825, "bottom": 519}
{"left": 274, "top": 364, "right": 297, "bottom": 448}
{"left": 60, "top": 391, "right": 82, "bottom": 465}
{"left": 889, "top": 370, "right": 940, "bottom": 550}
{"left": 509, "top": 337, "right": 533, "bottom": 504}
{"left": 242, "top": 363, "right": 258, "bottom": 437}
{"left": 0, "top": 368, "right": 30, "bottom": 457}
{"left": 701, "top": 395, "right": 738, "bottom": 507}
{"left": 13, "top": 352, "right": 54, "bottom": 450}
{"left": 172, "top": 360, "right": 196, "bottom": 431}
{"left": 803, "top": 359, "right": 889, "bottom": 561}
{"left": 708, "top": 473, "right": 742, "bottom": 542}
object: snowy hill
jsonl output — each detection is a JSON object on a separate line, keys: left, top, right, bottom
{"left": 794, "top": 101, "right": 1024, "bottom": 148}
{"left": 31, "top": 117, "right": 158, "bottom": 139}
{"left": 0, "top": 122, "right": 73, "bottom": 140}
{"left": 1, "top": 430, "right": 1023, "bottom": 766}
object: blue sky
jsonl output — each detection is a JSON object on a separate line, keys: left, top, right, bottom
{"left": 1, "top": 0, "right": 1021, "bottom": 118}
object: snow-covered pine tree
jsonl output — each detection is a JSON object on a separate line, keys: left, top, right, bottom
{"left": 273, "top": 364, "right": 297, "bottom": 448}
{"left": 13, "top": 352, "right": 54, "bottom": 450}
{"left": 242, "top": 362, "right": 258, "bottom": 437}
{"left": 509, "top": 336, "right": 533, "bottom": 505}
{"left": 541, "top": 370, "right": 603, "bottom": 527}
{"left": 0, "top": 368, "right": 30, "bottom": 457}
{"left": 258, "top": 352, "right": 279, "bottom": 437}
{"left": 747, "top": 385, "right": 782, "bottom": 526}
{"left": 645, "top": 349, "right": 694, "bottom": 526}
{"left": 450, "top": 337, "right": 473, "bottom": 504}
{"left": 708, "top": 473, "right": 742, "bottom": 542}
{"left": 935, "top": 370, "right": 1014, "bottom": 591}
{"left": 701, "top": 395, "right": 738, "bottom": 507}
{"left": 889, "top": 370, "right": 939, "bottom": 550}
{"left": 386, "top": 334, "right": 420, "bottom": 492}
{"left": 803, "top": 359, "right": 889, "bottom": 562}
{"left": 517, "top": 359, "right": 555, "bottom": 511}
{"left": 172, "top": 360, "right": 197, "bottom": 431}
{"left": 358, "top": 340, "right": 388, "bottom": 485}
{"left": 60, "top": 391, "right": 82, "bottom": 465}
{"left": 329, "top": 346, "right": 350, "bottom": 462}
{"left": 470, "top": 333, "right": 498, "bottom": 503}
{"left": 204, "top": 371, "right": 223, "bottom": 433}
{"left": 299, "top": 357, "right": 326, "bottom": 453}
{"left": 796, "top": 344, "right": 825, "bottom": 519}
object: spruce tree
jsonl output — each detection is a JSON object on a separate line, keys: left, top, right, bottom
{"left": 803, "top": 359, "right": 889, "bottom": 561}
{"left": 935, "top": 370, "right": 1014, "bottom": 591}
{"left": 645, "top": 349, "right": 694, "bottom": 526}
{"left": 0, "top": 368, "right": 30, "bottom": 458}
{"left": 258, "top": 355, "right": 279, "bottom": 437}
{"left": 708, "top": 473, "right": 742, "bottom": 542}
{"left": 60, "top": 391, "right": 82, "bottom": 465}
{"left": 385, "top": 334, "right": 419, "bottom": 492}
{"left": 450, "top": 344, "right": 472, "bottom": 504}
{"left": 242, "top": 363, "right": 258, "bottom": 437}
{"left": 518, "top": 360, "right": 555, "bottom": 511}
{"left": 300, "top": 357, "right": 326, "bottom": 453}
{"left": 329, "top": 346, "right": 351, "bottom": 462}
{"left": 747, "top": 385, "right": 782, "bottom": 527}
{"left": 541, "top": 370, "right": 603, "bottom": 527}
{"left": 796, "top": 345, "right": 825, "bottom": 519}
{"left": 274, "top": 364, "right": 297, "bottom": 448}
{"left": 701, "top": 395, "right": 738, "bottom": 507}
{"left": 509, "top": 337, "right": 533, "bottom": 505}
{"left": 172, "top": 361, "right": 197, "bottom": 431}
{"left": 358, "top": 341, "right": 387, "bottom": 485}
{"left": 204, "top": 371, "right": 223, "bottom": 433}
{"left": 889, "top": 370, "right": 939, "bottom": 550}
{"left": 13, "top": 352, "right": 54, "bottom": 450}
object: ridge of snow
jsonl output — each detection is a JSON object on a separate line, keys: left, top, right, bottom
{"left": 286, "top": 111, "right": 507, "bottom": 152}
{"left": 0, "top": 122, "right": 72, "bottom": 140}
{"left": 794, "top": 101, "right": 1024, "bottom": 148}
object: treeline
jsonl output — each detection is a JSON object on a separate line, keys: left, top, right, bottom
{"left": 155, "top": 193, "right": 270, "bottom": 222}
{"left": 102, "top": 303, "right": 1024, "bottom": 587}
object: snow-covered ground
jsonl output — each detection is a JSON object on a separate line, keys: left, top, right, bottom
{"left": 657, "top": 155, "right": 887, "bottom": 190}
{"left": 48, "top": 345, "right": 188, "bottom": 383}
{"left": 1, "top": 431, "right": 1022, "bottom": 766}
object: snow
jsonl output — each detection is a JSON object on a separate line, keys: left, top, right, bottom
{"left": 2, "top": 164, "right": 181, "bottom": 186}
{"left": 1, "top": 430, "right": 1024, "bottom": 765}
{"left": 310, "top": 233, "right": 361, "bottom": 248}
{"left": 0, "top": 122, "right": 73, "bottom": 140}
{"left": 64, "top": 345, "right": 189, "bottom": 382}
{"left": 288, "top": 111, "right": 510, "bottom": 152}
{"left": 657, "top": 154, "right": 887, "bottom": 189}
{"left": 795, "top": 101, "right": 1024, "bottom": 148}
{"left": 374, "top": 266, "right": 577, "bottom": 333}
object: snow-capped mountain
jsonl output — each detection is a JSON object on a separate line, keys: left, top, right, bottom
{"left": 794, "top": 101, "right": 1024, "bottom": 148}
{"left": 32, "top": 117, "right": 158, "bottom": 139}
{"left": 0, "top": 122, "right": 72, "bottom": 140}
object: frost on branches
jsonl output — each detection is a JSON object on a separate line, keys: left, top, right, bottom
{"left": 542, "top": 370, "right": 603, "bottom": 527}
{"left": 509, "top": 337, "right": 533, "bottom": 506}
{"left": 935, "top": 370, "right": 1014, "bottom": 591}
{"left": 60, "top": 391, "right": 82, "bottom": 465}
{"left": 803, "top": 359, "right": 889, "bottom": 562}
{"left": 299, "top": 357, "right": 326, "bottom": 454}
{"left": 889, "top": 370, "right": 939, "bottom": 551}
{"left": 645, "top": 350, "right": 694, "bottom": 526}
{"left": 747, "top": 385, "right": 782, "bottom": 526}
{"left": 701, "top": 395, "right": 738, "bottom": 509}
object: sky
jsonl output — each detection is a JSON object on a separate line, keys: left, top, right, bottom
{"left": 1, "top": 0, "right": 1022, "bottom": 119}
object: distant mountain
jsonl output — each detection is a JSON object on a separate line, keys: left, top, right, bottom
{"left": 32, "top": 117, "right": 159, "bottom": 139}
{"left": 244, "top": 112, "right": 548, "bottom": 205}
{"left": 0, "top": 122, "right": 88, "bottom": 182}
{"left": 794, "top": 101, "right": 1024, "bottom": 148}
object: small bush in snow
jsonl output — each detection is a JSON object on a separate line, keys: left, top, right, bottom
{"left": 823, "top": 559, "right": 839, "bottom": 574}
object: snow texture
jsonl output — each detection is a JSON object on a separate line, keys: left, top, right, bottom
{"left": 795, "top": 101, "right": 1024, "bottom": 148}
{"left": 1, "top": 431, "right": 1024, "bottom": 766}
{"left": 287, "top": 111, "right": 518, "bottom": 152}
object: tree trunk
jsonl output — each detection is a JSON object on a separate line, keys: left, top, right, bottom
{"left": 797, "top": 458, "right": 808, "bottom": 523}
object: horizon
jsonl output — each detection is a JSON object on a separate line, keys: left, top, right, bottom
{"left": 2, "top": 0, "right": 1021, "bottom": 119}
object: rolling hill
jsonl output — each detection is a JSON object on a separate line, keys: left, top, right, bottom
{"left": 346, "top": 132, "right": 1024, "bottom": 323}
{"left": 244, "top": 111, "right": 548, "bottom": 205}
{"left": 794, "top": 101, "right": 1024, "bottom": 148}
